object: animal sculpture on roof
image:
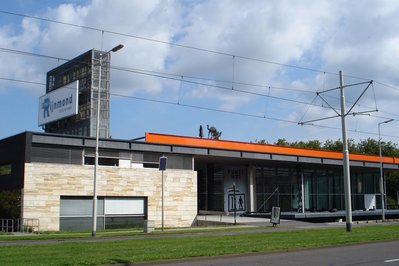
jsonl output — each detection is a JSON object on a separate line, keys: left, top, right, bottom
{"left": 207, "top": 125, "right": 222, "bottom": 140}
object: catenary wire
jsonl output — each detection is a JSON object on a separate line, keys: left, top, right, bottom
{"left": 0, "top": 45, "right": 397, "bottom": 118}
{"left": 0, "top": 46, "right": 332, "bottom": 109}
{"left": 0, "top": 44, "right": 393, "bottom": 114}
{"left": 1, "top": 46, "right": 398, "bottom": 122}
{"left": 0, "top": 9, "right": 336, "bottom": 75}
{"left": 0, "top": 10, "right": 398, "bottom": 138}
{"left": 1, "top": 76, "right": 398, "bottom": 140}
{"left": 2, "top": 8, "right": 399, "bottom": 91}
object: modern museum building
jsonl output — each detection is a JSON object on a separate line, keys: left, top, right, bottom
{"left": 1, "top": 49, "right": 398, "bottom": 231}
{"left": 1, "top": 131, "right": 398, "bottom": 231}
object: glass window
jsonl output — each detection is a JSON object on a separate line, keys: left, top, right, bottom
{"left": 104, "top": 198, "right": 144, "bottom": 215}
{"left": 256, "top": 166, "right": 298, "bottom": 212}
{"left": 59, "top": 196, "right": 146, "bottom": 231}
{"left": 317, "top": 174, "right": 329, "bottom": 211}
{"left": 60, "top": 197, "right": 104, "bottom": 216}
{"left": 364, "top": 173, "right": 375, "bottom": 194}
{"left": 84, "top": 157, "right": 119, "bottom": 166}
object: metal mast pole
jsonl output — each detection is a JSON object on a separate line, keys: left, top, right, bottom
{"left": 92, "top": 53, "right": 102, "bottom": 237}
{"left": 378, "top": 123, "right": 385, "bottom": 222}
{"left": 378, "top": 119, "right": 393, "bottom": 222}
{"left": 91, "top": 44, "right": 123, "bottom": 237}
{"left": 340, "top": 70, "right": 352, "bottom": 232}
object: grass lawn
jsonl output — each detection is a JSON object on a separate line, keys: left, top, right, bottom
{"left": 0, "top": 224, "right": 398, "bottom": 265}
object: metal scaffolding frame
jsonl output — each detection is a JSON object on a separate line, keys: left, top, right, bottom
{"left": 45, "top": 49, "right": 111, "bottom": 138}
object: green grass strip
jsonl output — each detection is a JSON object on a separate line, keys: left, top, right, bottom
{"left": 1, "top": 225, "right": 398, "bottom": 265}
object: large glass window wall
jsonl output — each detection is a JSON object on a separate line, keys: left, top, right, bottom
{"left": 196, "top": 163, "right": 245, "bottom": 212}
{"left": 256, "top": 166, "right": 380, "bottom": 213}
{"left": 256, "top": 167, "right": 299, "bottom": 212}
{"left": 303, "top": 169, "right": 380, "bottom": 212}
{"left": 198, "top": 162, "right": 381, "bottom": 213}
{"left": 303, "top": 169, "right": 343, "bottom": 212}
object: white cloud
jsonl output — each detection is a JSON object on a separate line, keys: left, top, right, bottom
{"left": 1, "top": 0, "right": 399, "bottom": 142}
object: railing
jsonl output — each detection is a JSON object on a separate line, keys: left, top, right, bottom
{"left": 0, "top": 219, "right": 16, "bottom": 232}
{"left": 0, "top": 218, "right": 40, "bottom": 233}
{"left": 21, "top": 218, "right": 40, "bottom": 233}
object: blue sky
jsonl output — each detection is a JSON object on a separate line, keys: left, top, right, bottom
{"left": 1, "top": 0, "right": 399, "bottom": 145}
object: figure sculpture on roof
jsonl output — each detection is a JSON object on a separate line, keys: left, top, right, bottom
{"left": 199, "top": 125, "right": 204, "bottom": 138}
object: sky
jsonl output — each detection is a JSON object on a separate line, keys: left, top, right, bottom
{"left": 1, "top": 0, "right": 399, "bottom": 145}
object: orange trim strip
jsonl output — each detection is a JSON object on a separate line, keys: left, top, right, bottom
{"left": 145, "top": 132, "right": 399, "bottom": 164}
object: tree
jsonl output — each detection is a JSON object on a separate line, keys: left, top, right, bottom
{"left": 303, "top": 140, "right": 322, "bottom": 150}
{"left": 255, "top": 139, "right": 268, "bottom": 144}
{"left": 381, "top": 141, "right": 399, "bottom": 157}
{"left": 275, "top": 138, "right": 289, "bottom": 146}
{"left": 323, "top": 139, "right": 343, "bottom": 152}
{"left": 0, "top": 189, "right": 21, "bottom": 219}
{"left": 357, "top": 138, "right": 379, "bottom": 155}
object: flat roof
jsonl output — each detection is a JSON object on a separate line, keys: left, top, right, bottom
{"left": 2, "top": 131, "right": 398, "bottom": 169}
{"left": 145, "top": 132, "right": 399, "bottom": 165}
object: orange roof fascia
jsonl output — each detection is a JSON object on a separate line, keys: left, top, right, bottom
{"left": 145, "top": 132, "right": 399, "bottom": 164}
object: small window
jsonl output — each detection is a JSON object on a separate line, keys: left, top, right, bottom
{"left": 0, "top": 164, "right": 11, "bottom": 176}
{"left": 84, "top": 157, "right": 119, "bottom": 166}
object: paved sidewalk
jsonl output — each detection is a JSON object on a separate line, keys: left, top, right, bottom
{"left": 196, "top": 214, "right": 399, "bottom": 229}
{"left": 1, "top": 215, "right": 397, "bottom": 246}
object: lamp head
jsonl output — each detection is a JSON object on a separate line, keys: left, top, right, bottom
{"left": 111, "top": 44, "right": 124, "bottom": 52}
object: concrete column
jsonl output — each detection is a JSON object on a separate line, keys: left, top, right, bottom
{"left": 248, "top": 165, "right": 256, "bottom": 212}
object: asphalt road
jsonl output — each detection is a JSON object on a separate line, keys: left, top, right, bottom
{"left": 136, "top": 240, "right": 399, "bottom": 266}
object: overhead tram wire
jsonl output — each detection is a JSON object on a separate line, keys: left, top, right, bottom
{"left": 110, "top": 61, "right": 386, "bottom": 115}
{"left": 1, "top": 68, "right": 398, "bottom": 123}
{"left": 0, "top": 19, "right": 395, "bottom": 108}
{"left": 0, "top": 48, "right": 394, "bottom": 119}
{"left": 0, "top": 77, "right": 45, "bottom": 87}
{"left": 0, "top": 76, "right": 298, "bottom": 125}
{"left": 111, "top": 66, "right": 328, "bottom": 109}
{"left": 79, "top": 91, "right": 399, "bottom": 140}
{"left": 0, "top": 46, "right": 367, "bottom": 114}
{"left": 0, "top": 46, "right": 330, "bottom": 110}
{"left": 1, "top": 9, "right": 398, "bottom": 91}
{"left": 0, "top": 11, "right": 398, "bottom": 124}
{"left": 0, "top": 47, "right": 68, "bottom": 62}
{"left": 5, "top": 8, "right": 397, "bottom": 86}
{"left": 1, "top": 46, "right": 399, "bottom": 120}
{"left": 111, "top": 64, "right": 319, "bottom": 95}
{"left": 0, "top": 47, "right": 341, "bottom": 108}
{"left": 0, "top": 46, "right": 323, "bottom": 97}
{"left": 111, "top": 64, "right": 388, "bottom": 114}
{"left": 0, "top": 9, "right": 336, "bottom": 75}
{"left": 1, "top": 75, "right": 398, "bottom": 140}
{"left": 374, "top": 80, "right": 399, "bottom": 93}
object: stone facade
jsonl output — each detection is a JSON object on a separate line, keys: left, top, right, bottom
{"left": 23, "top": 163, "right": 197, "bottom": 231}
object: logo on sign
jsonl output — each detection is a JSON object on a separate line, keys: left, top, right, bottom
{"left": 41, "top": 94, "right": 73, "bottom": 119}
{"left": 38, "top": 80, "right": 79, "bottom": 126}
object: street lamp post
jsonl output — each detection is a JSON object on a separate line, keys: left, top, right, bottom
{"left": 378, "top": 119, "right": 394, "bottom": 222}
{"left": 92, "top": 44, "right": 123, "bottom": 237}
